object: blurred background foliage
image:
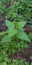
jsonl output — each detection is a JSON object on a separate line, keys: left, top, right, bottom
{"left": 0, "top": 0, "right": 32, "bottom": 24}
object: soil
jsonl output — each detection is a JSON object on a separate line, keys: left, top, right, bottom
{"left": 0, "top": 14, "right": 8, "bottom": 32}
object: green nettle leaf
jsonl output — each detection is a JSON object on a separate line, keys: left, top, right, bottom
{"left": 2, "top": 29, "right": 17, "bottom": 43}
{"left": 17, "top": 29, "right": 31, "bottom": 42}
{"left": 2, "top": 35, "right": 11, "bottom": 43}
{"left": 18, "top": 21, "right": 27, "bottom": 29}
{"left": 5, "top": 20, "right": 15, "bottom": 29}
{"left": 0, "top": 62, "right": 7, "bottom": 65}
{"left": 8, "top": 28, "right": 17, "bottom": 37}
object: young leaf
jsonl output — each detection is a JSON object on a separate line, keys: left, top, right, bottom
{"left": 18, "top": 21, "right": 27, "bottom": 29}
{"left": 5, "top": 20, "right": 14, "bottom": 29}
{"left": 8, "top": 28, "right": 17, "bottom": 37}
{"left": 2, "top": 35, "right": 11, "bottom": 43}
{"left": 2, "top": 28, "right": 17, "bottom": 43}
{"left": 17, "top": 29, "right": 31, "bottom": 42}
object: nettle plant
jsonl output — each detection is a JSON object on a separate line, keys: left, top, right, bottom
{"left": 0, "top": 20, "right": 31, "bottom": 43}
